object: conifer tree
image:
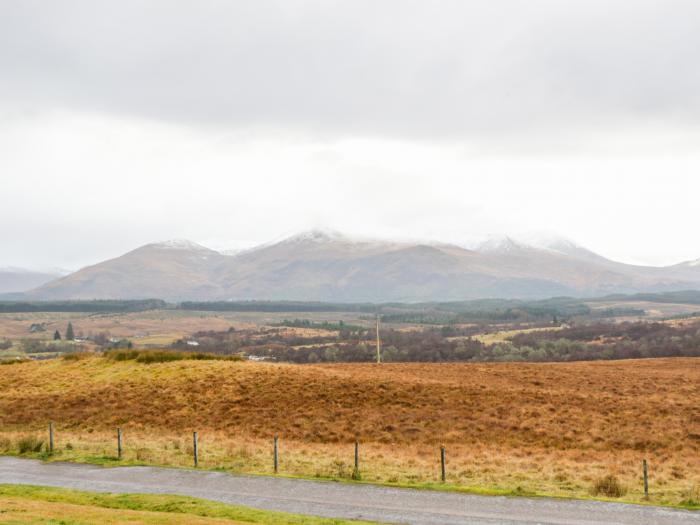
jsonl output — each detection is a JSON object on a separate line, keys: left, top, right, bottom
{"left": 65, "top": 322, "right": 75, "bottom": 341}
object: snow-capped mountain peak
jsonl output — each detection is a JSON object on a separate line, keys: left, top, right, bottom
{"left": 282, "top": 228, "right": 347, "bottom": 244}
{"left": 150, "top": 239, "right": 212, "bottom": 251}
{"left": 476, "top": 235, "right": 523, "bottom": 252}
{"left": 473, "top": 233, "right": 608, "bottom": 262}
{"left": 511, "top": 232, "right": 582, "bottom": 253}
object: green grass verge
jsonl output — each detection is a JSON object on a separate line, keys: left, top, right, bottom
{"left": 0, "top": 484, "right": 383, "bottom": 524}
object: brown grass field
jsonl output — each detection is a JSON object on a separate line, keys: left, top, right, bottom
{"left": 0, "top": 356, "right": 698, "bottom": 507}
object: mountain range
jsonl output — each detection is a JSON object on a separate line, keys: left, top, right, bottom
{"left": 7, "top": 230, "right": 700, "bottom": 302}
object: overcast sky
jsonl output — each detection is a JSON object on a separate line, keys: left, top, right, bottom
{"left": 2, "top": 0, "right": 700, "bottom": 270}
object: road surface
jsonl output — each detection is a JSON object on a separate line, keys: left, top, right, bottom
{"left": 0, "top": 457, "right": 698, "bottom": 524}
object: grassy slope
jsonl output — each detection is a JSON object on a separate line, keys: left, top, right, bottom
{"left": 0, "top": 484, "right": 381, "bottom": 525}
{"left": 3, "top": 356, "right": 699, "bottom": 446}
{"left": 0, "top": 356, "right": 698, "bottom": 508}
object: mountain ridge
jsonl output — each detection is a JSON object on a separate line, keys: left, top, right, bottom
{"left": 14, "top": 230, "right": 700, "bottom": 301}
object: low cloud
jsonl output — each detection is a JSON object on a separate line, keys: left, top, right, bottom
{"left": 1, "top": 1, "right": 699, "bottom": 139}
{"left": 2, "top": 1, "right": 700, "bottom": 270}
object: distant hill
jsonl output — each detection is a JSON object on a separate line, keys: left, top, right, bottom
{"left": 598, "top": 290, "right": 700, "bottom": 305}
{"left": 0, "top": 267, "right": 66, "bottom": 294}
{"left": 20, "top": 230, "right": 700, "bottom": 302}
{"left": 28, "top": 240, "right": 226, "bottom": 301}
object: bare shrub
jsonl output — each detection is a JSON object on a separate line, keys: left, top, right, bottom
{"left": 681, "top": 485, "right": 699, "bottom": 507}
{"left": 329, "top": 459, "right": 351, "bottom": 478}
{"left": 62, "top": 352, "right": 91, "bottom": 362}
{"left": 135, "top": 448, "right": 154, "bottom": 462}
{"left": 104, "top": 349, "right": 242, "bottom": 364}
{"left": 17, "top": 435, "right": 45, "bottom": 454}
{"left": 591, "top": 474, "right": 626, "bottom": 498}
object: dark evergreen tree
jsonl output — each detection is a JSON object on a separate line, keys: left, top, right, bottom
{"left": 65, "top": 322, "right": 75, "bottom": 341}
{"left": 53, "top": 330, "right": 61, "bottom": 340}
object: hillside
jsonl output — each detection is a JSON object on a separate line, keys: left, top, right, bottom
{"left": 1, "top": 357, "right": 698, "bottom": 447}
{"left": 1, "top": 356, "right": 698, "bottom": 505}
{"left": 21, "top": 230, "right": 700, "bottom": 301}
{"left": 29, "top": 241, "right": 226, "bottom": 301}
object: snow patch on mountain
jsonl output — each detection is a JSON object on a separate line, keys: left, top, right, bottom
{"left": 516, "top": 232, "right": 582, "bottom": 253}
{"left": 281, "top": 228, "right": 348, "bottom": 244}
{"left": 150, "top": 239, "right": 212, "bottom": 251}
{"left": 476, "top": 236, "right": 523, "bottom": 252}
{"left": 473, "top": 233, "right": 596, "bottom": 258}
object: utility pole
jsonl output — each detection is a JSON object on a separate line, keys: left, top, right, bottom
{"left": 375, "top": 312, "right": 381, "bottom": 364}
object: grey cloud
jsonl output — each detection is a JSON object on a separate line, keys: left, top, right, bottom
{"left": 1, "top": 0, "right": 699, "bottom": 138}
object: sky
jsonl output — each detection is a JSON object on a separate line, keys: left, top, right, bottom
{"left": 1, "top": 0, "right": 700, "bottom": 270}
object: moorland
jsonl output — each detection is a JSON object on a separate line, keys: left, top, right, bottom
{"left": 0, "top": 294, "right": 699, "bottom": 509}
{"left": 0, "top": 354, "right": 698, "bottom": 508}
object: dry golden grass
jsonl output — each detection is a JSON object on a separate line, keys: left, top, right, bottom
{"left": 0, "top": 357, "right": 698, "bottom": 506}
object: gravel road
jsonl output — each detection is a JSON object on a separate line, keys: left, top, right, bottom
{"left": 0, "top": 457, "right": 698, "bottom": 524}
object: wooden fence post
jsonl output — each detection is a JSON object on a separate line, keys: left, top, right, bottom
{"left": 48, "top": 422, "right": 54, "bottom": 453}
{"left": 353, "top": 440, "right": 360, "bottom": 480}
{"left": 273, "top": 435, "right": 279, "bottom": 473}
{"left": 440, "top": 445, "right": 446, "bottom": 483}
{"left": 193, "top": 432, "right": 198, "bottom": 468}
{"left": 643, "top": 459, "right": 649, "bottom": 499}
{"left": 117, "top": 427, "right": 122, "bottom": 460}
